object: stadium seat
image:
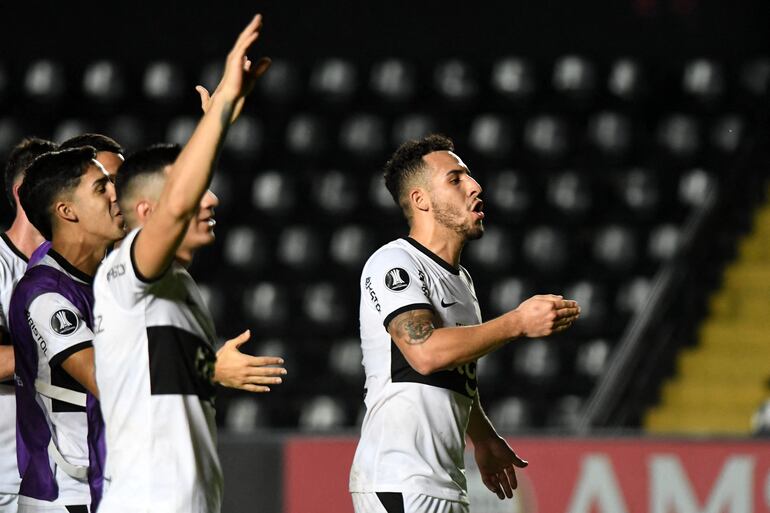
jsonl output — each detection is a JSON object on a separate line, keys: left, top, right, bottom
{"left": 468, "top": 114, "right": 514, "bottom": 158}
{"left": 329, "top": 225, "right": 373, "bottom": 268}
{"left": 391, "top": 113, "right": 437, "bottom": 146}
{"left": 547, "top": 170, "right": 591, "bottom": 217}
{"left": 488, "top": 277, "right": 529, "bottom": 317}
{"left": 313, "top": 170, "right": 358, "bottom": 214}
{"left": 252, "top": 171, "right": 295, "bottom": 214}
{"left": 485, "top": 169, "right": 532, "bottom": 215}
{"left": 258, "top": 59, "right": 302, "bottom": 103}
{"left": 298, "top": 395, "right": 348, "bottom": 431}
{"left": 339, "top": 113, "right": 386, "bottom": 157}
{"left": 522, "top": 225, "right": 569, "bottom": 273}
{"left": 574, "top": 338, "right": 611, "bottom": 378}
{"left": 24, "top": 59, "right": 65, "bottom": 100}
{"left": 710, "top": 114, "right": 744, "bottom": 154}
{"left": 740, "top": 57, "right": 770, "bottom": 96}
{"left": 276, "top": 226, "right": 322, "bottom": 269}
{"left": 678, "top": 167, "right": 716, "bottom": 208}
{"left": 224, "top": 116, "right": 262, "bottom": 157}
{"left": 491, "top": 57, "right": 535, "bottom": 101}
{"left": 302, "top": 282, "right": 344, "bottom": 326}
{"left": 82, "top": 60, "right": 124, "bottom": 102}
{"left": 104, "top": 115, "right": 145, "bottom": 153}
{"left": 513, "top": 339, "right": 559, "bottom": 383}
{"left": 489, "top": 396, "right": 532, "bottom": 432}
{"left": 0, "top": 118, "right": 24, "bottom": 155}
{"left": 310, "top": 58, "right": 357, "bottom": 102}
{"left": 368, "top": 173, "right": 399, "bottom": 212}
{"left": 592, "top": 224, "right": 638, "bottom": 270}
{"left": 53, "top": 119, "right": 95, "bottom": 144}
{"left": 552, "top": 55, "right": 596, "bottom": 100}
{"left": 617, "top": 167, "right": 660, "bottom": 215}
{"left": 242, "top": 282, "right": 289, "bottom": 325}
{"left": 166, "top": 116, "right": 198, "bottom": 146}
{"left": 563, "top": 280, "right": 608, "bottom": 331}
{"left": 587, "top": 111, "right": 632, "bottom": 158}
{"left": 222, "top": 226, "right": 268, "bottom": 270}
{"left": 224, "top": 398, "right": 269, "bottom": 433}
{"left": 370, "top": 58, "right": 416, "bottom": 102}
{"left": 434, "top": 59, "right": 478, "bottom": 101}
{"left": 657, "top": 113, "right": 700, "bottom": 158}
{"left": 682, "top": 58, "right": 725, "bottom": 105}
{"left": 523, "top": 114, "right": 569, "bottom": 160}
{"left": 142, "top": 60, "right": 184, "bottom": 102}
{"left": 465, "top": 226, "right": 514, "bottom": 269}
{"left": 647, "top": 223, "right": 681, "bottom": 261}
{"left": 547, "top": 395, "right": 583, "bottom": 428}
{"left": 285, "top": 114, "right": 328, "bottom": 156}
{"left": 328, "top": 338, "right": 364, "bottom": 382}
{"left": 607, "top": 58, "right": 645, "bottom": 102}
{"left": 615, "top": 276, "right": 653, "bottom": 314}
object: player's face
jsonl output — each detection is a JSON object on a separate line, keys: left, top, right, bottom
{"left": 68, "top": 161, "right": 125, "bottom": 243}
{"left": 423, "top": 150, "right": 485, "bottom": 240}
{"left": 181, "top": 190, "right": 219, "bottom": 251}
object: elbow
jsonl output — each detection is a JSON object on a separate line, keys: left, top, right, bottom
{"left": 411, "top": 354, "right": 444, "bottom": 376}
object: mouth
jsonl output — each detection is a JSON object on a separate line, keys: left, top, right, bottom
{"left": 471, "top": 200, "right": 485, "bottom": 220}
{"left": 201, "top": 216, "right": 216, "bottom": 228}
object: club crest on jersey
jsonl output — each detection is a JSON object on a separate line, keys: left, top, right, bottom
{"left": 50, "top": 309, "right": 80, "bottom": 336}
{"left": 385, "top": 268, "right": 410, "bottom": 291}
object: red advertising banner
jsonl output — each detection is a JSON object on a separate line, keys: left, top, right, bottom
{"left": 284, "top": 437, "right": 770, "bottom": 513}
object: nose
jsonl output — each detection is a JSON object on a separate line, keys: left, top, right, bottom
{"left": 468, "top": 175, "right": 482, "bottom": 197}
{"left": 200, "top": 189, "right": 219, "bottom": 210}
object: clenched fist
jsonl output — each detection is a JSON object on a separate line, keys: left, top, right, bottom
{"left": 512, "top": 294, "right": 580, "bottom": 337}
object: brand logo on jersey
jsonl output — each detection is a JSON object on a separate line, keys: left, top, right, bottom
{"left": 385, "top": 268, "right": 410, "bottom": 291}
{"left": 50, "top": 309, "right": 80, "bottom": 336}
{"left": 441, "top": 298, "right": 457, "bottom": 307}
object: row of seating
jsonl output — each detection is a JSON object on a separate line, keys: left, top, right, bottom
{"left": 3, "top": 56, "right": 768, "bottom": 105}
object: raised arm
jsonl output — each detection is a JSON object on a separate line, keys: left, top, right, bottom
{"left": 388, "top": 295, "right": 579, "bottom": 375}
{"left": 133, "top": 14, "right": 269, "bottom": 280}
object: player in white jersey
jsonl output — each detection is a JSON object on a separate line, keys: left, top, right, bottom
{"left": 350, "top": 135, "right": 581, "bottom": 513}
{"left": 0, "top": 138, "right": 58, "bottom": 513}
{"left": 93, "top": 15, "right": 282, "bottom": 513}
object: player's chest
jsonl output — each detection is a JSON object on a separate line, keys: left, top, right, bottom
{"left": 423, "top": 273, "right": 481, "bottom": 327}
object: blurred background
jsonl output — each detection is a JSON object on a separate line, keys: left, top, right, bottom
{"left": 1, "top": 1, "right": 769, "bottom": 511}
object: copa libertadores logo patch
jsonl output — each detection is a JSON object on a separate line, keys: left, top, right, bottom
{"left": 385, "top": 268, "right": 410, "bottom": 291}
{"left": 50, "top": 309, "right": 80, "bottom": 336}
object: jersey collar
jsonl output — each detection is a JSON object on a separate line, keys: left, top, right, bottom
{"left": 0, "top": 233, "right": 29, "bottom": 263}
{"left": 47, "top": 249, "right": 94, "bottom": 285}
{"left": 402, "top": 237, "right": 460, "bottom": 275}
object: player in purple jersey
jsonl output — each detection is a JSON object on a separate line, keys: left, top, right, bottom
{"left": 10, "top": 146, "right": 125, "bottom": 512}
{"left": 0, "top": 138, "right": 58, "bottom": 513}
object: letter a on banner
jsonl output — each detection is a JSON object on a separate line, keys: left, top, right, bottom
{"left": 650, "top": 455, "right": 753, "bottom": 513}
{"left": 566, "top": 454, "right": 630, "bottom": 513}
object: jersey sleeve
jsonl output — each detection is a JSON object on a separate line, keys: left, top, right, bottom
{"left": 98, "top": 228, "right": 159, "bottom": 309}
{"left": 361, "top": 247, "right": 434, "bottom": 329}
{"left": 27, "top": 293, "right": 94, "bottom": 367}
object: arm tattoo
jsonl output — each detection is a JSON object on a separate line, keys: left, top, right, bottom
{"left": 395, "top": 311, "right": 435, "bottom": 345}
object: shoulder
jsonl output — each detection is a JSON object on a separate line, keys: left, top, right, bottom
{"left": 363, "top": 240, "right": 422, "bottom": 274}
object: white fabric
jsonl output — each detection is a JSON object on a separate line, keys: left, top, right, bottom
{"left": 351, "top": 492, "right": 469, "bottom": 513}
{"left": 350, "top": 238, "right": 482, "bottom": 504}
{"left": 93, "top": 228, "right": 222, "bottom": 513}
{"left": 0, "top": 491, "right": 19, "bottom": 513}
{"left": 0, "top": 236, "right": 30, "bottom": 495}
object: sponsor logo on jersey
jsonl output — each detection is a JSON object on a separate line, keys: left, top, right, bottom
{"left": 385, "top": 268, "right": 410, "bottom": 291}
{"left": 441, "top": 298, "right": 457, "bottom": 307}
{"left": 106, "top": 263, "right": 126, "bottom": 281}
{"left": 50, "top": 309, "right": 80, "bottom": 336}
{"left": 364, "top": 277, "right": 381, "bottom": 311}
{"left": 417, "top": 270, "right": 430, "bottom": 298}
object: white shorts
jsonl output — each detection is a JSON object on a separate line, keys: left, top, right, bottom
{"left": 0, "top": 493, "right": 18, "bottom": 513}
{"left": 351, "top": 492, "right": 469, "bottom": 513}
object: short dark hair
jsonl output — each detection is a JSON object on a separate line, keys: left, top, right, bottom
{"left": 116, "top": 143, "right": 181, "bottom": 206}
{"left": 4, "top": 137, "right": 58, "bottom": 208}
{"left": 383, "top": 134, "right": 454, "bottom": 215}
{"left": 60, "top": 133, "right": 124, "bottom": 155}
{"left": 19, "top": 146, "right": 97, "bottom": 240}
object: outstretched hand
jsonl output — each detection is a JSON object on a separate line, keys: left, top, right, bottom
{"left": 196, "top": 14, "right": 271, "bottom": 124}
{"left": 474, "top": 436, "right": 528, "bottom": 500}
{"left": 214, "top": 329, "right": 287, "bottom": 393}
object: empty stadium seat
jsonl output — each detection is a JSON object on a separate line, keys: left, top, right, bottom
{"left": 391, "top": 113, "right": 437, "bottom": 145}
{"left": 222, "top": 226, "right": 267, "bottom": 269}
{"left": 329, "top": 225, "right": 373, "bottom": 268}
{"left": 339, "top": 113, "right": 386, "bottom": 157}
{"left": 298, "top": 395, "right": 348, "bottom": 431}
{"left": 485, "top": 170, "right": 531, "bottom": 214}
{"left": 607, "top": 58, "right": 645, "bottom": 101}
{"left": 328, "top": 338, "right": 364, "bottom": 381}
{"left": 82, "top": 60, "right": 124, "bottom": 102}
{"left": 489, "top": 397, "right": 532, "bottom": 432}
{"left": 434, "top": 59, "right": 478, "bottom": 101}
{"left": 513, "top": 339, "right": 560, "bottom": 383}
{"left": 53, "top": 119, "right": 94, "bottom": 144}
{"left": 465, "top": 226, "right": 515, "bottom": 269}
{"left": 143, "top": 61, "right": 184, "bottom": 101}
{"left": 553, "top": 55, "right": 596, "bottom": 100}
{"left": 682, "top": 58, "right": 724, "bottom": 105}
{"left": 242, "top": 283, "right": 289, "bottom": 325}
{"left": 25, "top": 59, "right": 65, "bottom": 100}
{"left": 310, "top": 58, "right": 357, "bottom": 102}
{"left": 258, "top": 59, "right": 302, "bottom": 102}
{"left": 488, "top": 277, "right": 529, "bottom": 316}
{"left": 575, "top": 338, "right": 611, "bottom": 378}
{"left": 491, "top": 57, "right": 535, "bottom": 101}
{"left": 524, "top": 114, "right": 569, "bottom": 160}
{"left": 522, "top": 225, "right": 569, "bottom": 272}
{"left": 370, "top": 58, "right": 416, "bottom": 102}
{"left": 285, "top": 114, "right": 327, "bottom": 155}
{"left": 252, "top": 171, "right": 295, "bottom": 214}
{"left": 468, "top": 114, "right": 514, "bottom": 158}
{"left": 277, "top": 226, "right": 322, "bottom": 269}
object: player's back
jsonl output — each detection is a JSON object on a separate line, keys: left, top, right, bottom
{"left": 93, "top": 228, "right": 222, "bottom": 513}
{"left": 0, "top": 234, "right": 30, "bottom": 500}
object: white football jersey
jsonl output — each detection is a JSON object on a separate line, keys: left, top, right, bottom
{"left": 93, "top": 228, "right": 223, "bottom": 513}
{"left": 0, "top": 233, "right": 29, "bottom": 495}
{"left": 349, "top": 237, "right": 481, "bottom": 504}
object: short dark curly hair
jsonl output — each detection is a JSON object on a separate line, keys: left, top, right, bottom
{"left": 19, "top": 146, "right": 97, "bottom": 240}
{"left": 60, "top": 133, "right": 124, "bottom": 155}
{"left": 383, "top": 134, "right": 454, "bottom": 221}
{"left": 3, "top": 137, "right": 58, "bottom": 208}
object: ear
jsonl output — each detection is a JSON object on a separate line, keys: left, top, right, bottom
{"left": 54, "top": 200, "right": 78, "bottom": 223}
{"left": 409, "top": 187, "right": 430, "bottom": 213}
{"left": 12, "top": 182, "right": 21, "bottom": 205}
{"left": 135, "top": 200, "right": 153, "bottom": 223}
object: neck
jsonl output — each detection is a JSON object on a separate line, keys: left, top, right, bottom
{"left": 5, "top": 213, "right": 46, "bottom": 259}
{"left": 51, "top": 234, "right": 110, "bottom": 277}
{"left": 408, "top": 222, "right": 465, "bottom": 269}
{"left": 175, "top": 246, "right": 194, "bottom": 268}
